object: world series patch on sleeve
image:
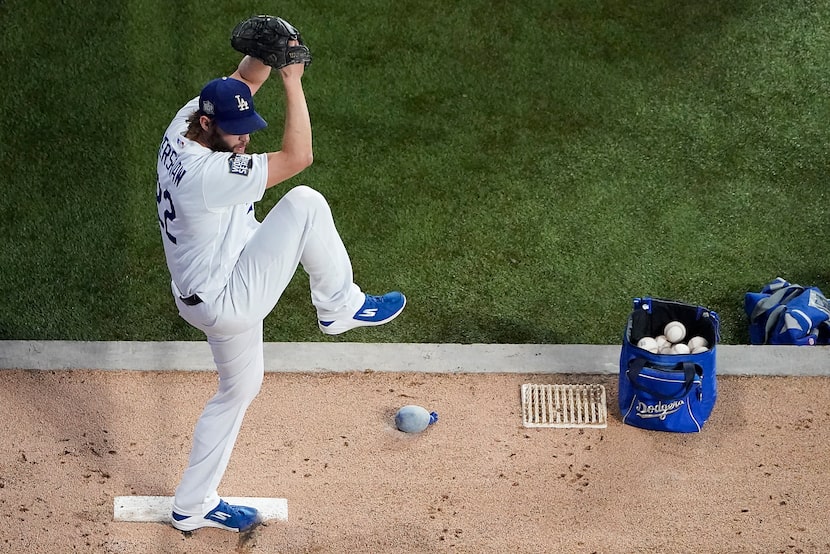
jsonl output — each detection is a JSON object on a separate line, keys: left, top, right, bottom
{"left": 228, "top": 153, "right": 253, "bottom": 176}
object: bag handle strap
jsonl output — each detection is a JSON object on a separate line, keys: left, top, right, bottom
{"left": 761, "top": 305, "right": 788, "bottom": 344}
{"left": 748, "top": 285, "right": 804, "bottom": 323}
{"left": 626, "top": 358, "right": 700, "bottom": 400}
{"left": 748, "top": 285, "right": 806, "bottom": 344}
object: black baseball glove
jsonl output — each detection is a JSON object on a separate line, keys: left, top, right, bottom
{"left": 231, "top": 15, "right": 312, "bottom": 69}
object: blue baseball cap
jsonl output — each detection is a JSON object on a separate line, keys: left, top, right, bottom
{"left": 198, "top": 77, "right": 267, "bottom": 135}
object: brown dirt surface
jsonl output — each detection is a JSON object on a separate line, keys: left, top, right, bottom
{"left": 1, "top": 369, "right": 829, "bottom": 553}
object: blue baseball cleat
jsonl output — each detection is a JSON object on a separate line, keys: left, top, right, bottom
{"left": 319, "top": 292, "right": 406, "bottom": 335}
{"left": 171, "top": 499, "right": 260, "bottom": 532}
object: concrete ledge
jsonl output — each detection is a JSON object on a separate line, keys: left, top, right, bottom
{"left": 1, "top": 341, "right": 828, "bottom": 376}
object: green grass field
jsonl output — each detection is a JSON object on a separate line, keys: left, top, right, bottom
{"left": 1, "top": 1, "right": 828, "bottom": 344}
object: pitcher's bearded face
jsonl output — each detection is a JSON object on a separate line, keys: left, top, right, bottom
{"left": 205, "top": 123, "right": 250, "bottom": 154}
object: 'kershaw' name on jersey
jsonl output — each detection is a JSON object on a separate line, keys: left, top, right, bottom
{"left": 158, "top": 135, "right": 187, "bottom": 186}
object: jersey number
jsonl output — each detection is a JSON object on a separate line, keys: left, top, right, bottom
{"left": 156, "top": 179, "right": 177, "bottom": 244}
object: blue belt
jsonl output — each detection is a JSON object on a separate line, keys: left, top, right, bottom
{"left": 180, "top": 294, "right": 203, "bottom": 306}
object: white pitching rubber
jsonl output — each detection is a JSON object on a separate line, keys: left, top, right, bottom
{"left": 113, "top": 496, "right": 288, "bottom": 523}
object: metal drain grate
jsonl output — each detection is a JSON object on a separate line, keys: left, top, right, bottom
{"left": 521, "top": 384, "right": 607, "bottom": 428}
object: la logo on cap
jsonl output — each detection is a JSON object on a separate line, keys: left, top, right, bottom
{"left": 198, "top": 76, "right": 267, "bottom": 135}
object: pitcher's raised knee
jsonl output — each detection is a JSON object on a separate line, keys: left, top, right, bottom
{"left": 284, "top": 185, "right": 326, "bottom": 207}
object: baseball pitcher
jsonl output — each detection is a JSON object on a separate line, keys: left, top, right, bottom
{"left": 154, "top": 15, "right": 406, "bottom": 533}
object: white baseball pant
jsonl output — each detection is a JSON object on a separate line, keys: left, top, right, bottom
{"left": 170, "top": 185, "right": 365, "bottom": 516}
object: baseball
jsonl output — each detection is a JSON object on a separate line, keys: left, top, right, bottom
{"left": 691, "top": 345, "right": 710, "bottom": 354}
{"left": 636, "top": 336, "right": 659, "bottom": 353}
{"left": 664, "top": 321, "right": 686, "bottom": 343}
{"left": 671, "top": 343, "right": 690, "bottom": 355}
{"left": 655, "top": 335, "right": 669, "bottom": 349}
{"left": 659, "top": 344, "right": 674, "bottom": 355}
{"left": 687, "top": 336, "right": 709, "bottom": 351}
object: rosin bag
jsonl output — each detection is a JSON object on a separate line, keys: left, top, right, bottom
{"left": 618, "top": 297, "right": 720, "bottom": 433}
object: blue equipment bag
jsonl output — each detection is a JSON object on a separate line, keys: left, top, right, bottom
{"left": 619, "top": 297, "right": 720, "bottom": 433}
{"left": 744, "top": 277, "right": 830, "bottom": 345}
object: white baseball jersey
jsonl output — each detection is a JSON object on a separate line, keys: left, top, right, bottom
{"left": 155, "top": 97, "right": 269, "bottom": 300}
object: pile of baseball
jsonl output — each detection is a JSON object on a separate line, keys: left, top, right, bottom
{"left": 636, "top": 321, "right": 710, "bottom": 355}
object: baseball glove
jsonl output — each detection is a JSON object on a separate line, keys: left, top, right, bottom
{"left": 231, "top": 15, "right": 312, "bottom": 69}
